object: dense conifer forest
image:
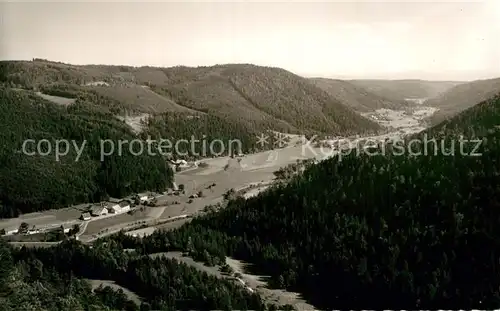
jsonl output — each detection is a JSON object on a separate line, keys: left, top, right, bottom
{"left": 0, "top": 239, "right": 275, "bottom": 311}
{"left": 104, "top": 94, "right": 500, "bottom": 309}
{"left": 143, "top": 112, "right": 262, "bottom": 158}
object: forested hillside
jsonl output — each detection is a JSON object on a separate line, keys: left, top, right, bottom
{"left": 108, "top": 94, "right": 500, "bottom": 309}
{"left": 0, "top": 240, "right": 140, "bottom": 311}
{"left": 420, "top": 93, "right": 500, "bottom": 139}
{"left": 310, "top": 78, "right": 410, "bottom": 112}
{"left": 426, "top": 78, "right": 500, "bottom": 125}
{"left": 0, "top": 86, "right": 173, "bottom": 217}
{"left": 143, "top": 113, "right": 262, "bottom": 158}
{"left": 0, "top": 60, "right": 381, "bottom": 136}
{"left": 0, "top": 239, "right": 277, "bottom": 311}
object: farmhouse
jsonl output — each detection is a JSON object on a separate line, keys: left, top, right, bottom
{"left": 81, "top": 212, "right": 91, "bottom": 221}
{"left": 6, "top": 229, "right": 19, "bottom": 235}
{"left": 26, "top": 229, "right": 40, "bottom": 235}
{"left": 107, "top": 200, "right": 131, "bottom": 214}
{"left": 107, "top": 203, "right": 120, "bottom": 214}
{"left": 90, "top": 205, "right": 108, "bottom": 217}
{"left": 118, "top": 200, "right": 131, "bottom": 212}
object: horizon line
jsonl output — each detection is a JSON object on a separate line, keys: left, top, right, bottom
{"left": 2, "top": 57, "right": 498, "bottom": 82}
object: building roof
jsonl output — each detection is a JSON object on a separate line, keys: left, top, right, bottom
{"left": 109, "top": 205, "right": 121, "bottom": 212}
{"left": 81, "top": 212, "right": 91, "bottom": 218}
{"left": 119, "top": 200, "right": 130, "bottom": 207}
{"left": 91, "top": 205, "right": 107, "bottom": 215}
{"left": 108, "top": 197, "right": 121, "bottom": 203}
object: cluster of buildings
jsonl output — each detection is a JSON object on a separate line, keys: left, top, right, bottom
{"left": 81, "top": 199, "right": 131, "bottom": 221}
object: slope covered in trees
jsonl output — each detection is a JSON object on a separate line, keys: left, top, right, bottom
{"left": 1, "top": 238, "right": 276, "bottom": 311}
{"left": 143, "top": 112, "right": 263, "bottom": 158}
{"left": 419, "top": 93, "right": 500, "bottom": 139}
{"left": 0, "top": 239, "right": 139, "bottom": 311}
{"left": 426, "top": 77, "right": 500, "bottom": 125}
{"left": 0, "top": 87, "right": 173, "bottom": 217}
{"left": 310, "top": 78, "right": 411, "bottom": 112}
{"left": 109, "top": 94, "right": 500, "bottom": 309}
{"left": 1, "top": 60, "right": 381, "bottom": 136}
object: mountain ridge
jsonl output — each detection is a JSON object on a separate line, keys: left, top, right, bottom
{"left": 0, "top": 59, "right": 382, "bottom": 136}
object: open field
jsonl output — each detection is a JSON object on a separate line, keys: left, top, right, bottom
{"left": 361, "top": 105, "right": 438, "bottom": 132}
{"left": 226, "top": 257, "right": 313, "bottom": 310}
{"left": 0, "top": 206, "right": 84, "bottom": 233}
{"left": 87, "top": 84, "right": 198, "bottom": 114}
{"left": 35, "top": 92, "right": 76, "bottom": 106}
{"left": 124, "top": 227, "right": 157, "bottom": 237}
{"left": 83, "top": 211, "right": 148, "bottom": 236}
{"left": 116, "top": 113, "right": 150, "bottom": 134}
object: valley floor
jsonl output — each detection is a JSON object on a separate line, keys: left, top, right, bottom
{"left": 2, "top": 103, "right": 435, "bottom": 242}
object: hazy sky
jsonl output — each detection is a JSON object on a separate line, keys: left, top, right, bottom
{"left": 1, "top": 0, "right": 499, "bottom": 80}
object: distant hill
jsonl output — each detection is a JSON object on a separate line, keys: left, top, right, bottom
{"left": 349, "top": 79, "right": 463, "bottom": 103}
{"left": 0, "top": 60, "right": 381, "bottom": 136}
{"left": 425, "top": 78, "right": 500, "bottom": 125}
{"left": 309, "top": 78, "right": 410, "bottom": 112}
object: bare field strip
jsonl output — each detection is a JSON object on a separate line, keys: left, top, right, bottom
{"left": 35, "top": 92, "right": 76, "bottom": 106}
{"left": 88, "top": 279, "right": 141, "bottom": 304}
{"left": 83, "top": 212, "right": 150, "bottom": 235}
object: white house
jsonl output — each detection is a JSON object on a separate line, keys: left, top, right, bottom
{"left": 26, "top": 229, "right": 40, "bottom": 235}
{"left": 118, "top": 200, "right": 131, "bottom": 213}
{"left": 6, "top": 229, "right": 19, "bottom": 235}
{"left": 107, "top": 200, "right": 131, "bottom": 214}
{"left": 81, "top": 212, "right": 91, "bottom": 221}
{"left": 139, "top": 195, "right": 149, "bottom": 203}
